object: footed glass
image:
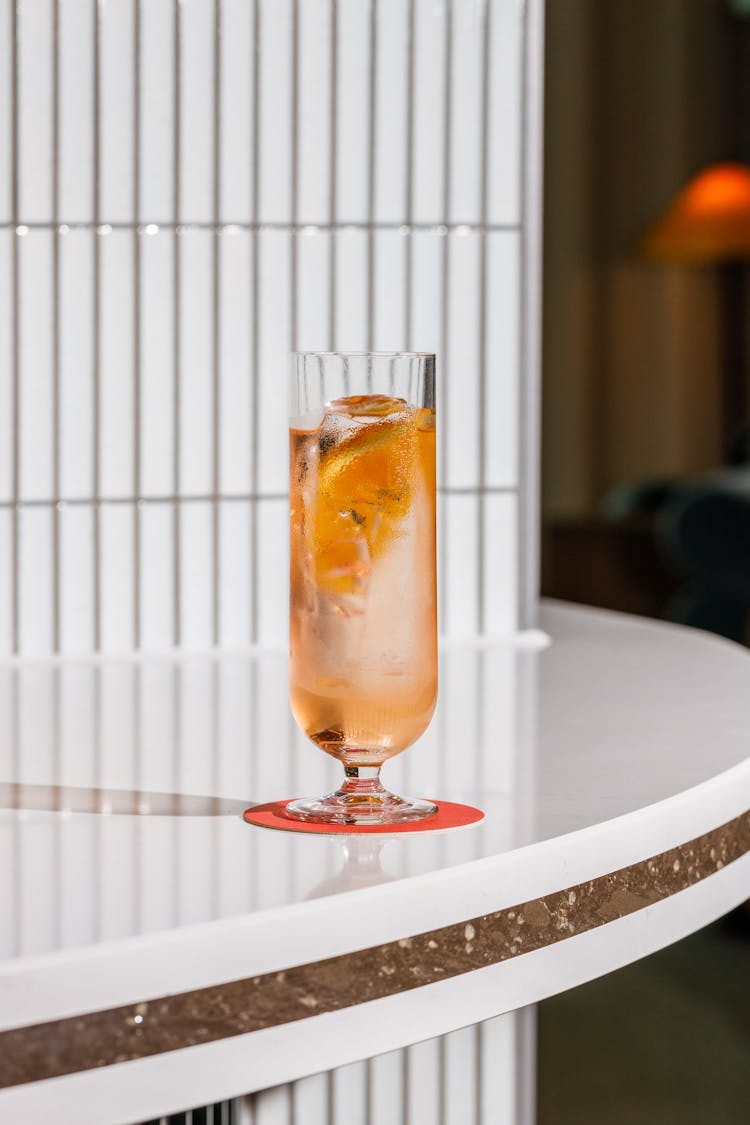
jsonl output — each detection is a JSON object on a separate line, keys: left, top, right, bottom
{"left": 287, "top": 353, "right": 438, "bottom": 825}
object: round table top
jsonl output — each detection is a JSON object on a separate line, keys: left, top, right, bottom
{"left": 2, "top": 602, "right": 749, "bottom": 1123}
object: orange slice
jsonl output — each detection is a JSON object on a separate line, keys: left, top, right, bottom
{"left": 314, "top": 397, "right": 418, "bottom": 593}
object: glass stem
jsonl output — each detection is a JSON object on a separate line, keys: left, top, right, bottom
{"left": 340, "top": 765, "right": 387, "bottom": 797}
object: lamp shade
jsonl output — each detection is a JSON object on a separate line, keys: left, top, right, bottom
{"left": 641, "top": 162, "right": 750, "bottom": 264}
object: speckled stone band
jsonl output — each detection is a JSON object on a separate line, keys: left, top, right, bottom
{"left": 1, "top": 810, "right": 749, "bottom": 1090}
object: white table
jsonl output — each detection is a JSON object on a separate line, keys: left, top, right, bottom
{"left": 1, "top": 603, "right": 749, "bottom": 1124}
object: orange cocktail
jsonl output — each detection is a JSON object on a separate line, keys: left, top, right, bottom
{"left": 287, "top": 354, "right": 437, "bottom": 825}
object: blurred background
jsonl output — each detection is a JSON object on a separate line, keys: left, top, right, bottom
{"left": 540, "top": 1, "right": 750, "bottom": 1120}
{"left": 543, "top": 0, "right": 750, "bottom": 642}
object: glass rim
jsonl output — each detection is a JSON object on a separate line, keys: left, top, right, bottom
{"left": 291, "top": 350, "right": 436, "bottom": 360}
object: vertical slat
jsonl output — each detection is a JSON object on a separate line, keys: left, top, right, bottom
{"left": 406, "top": 1038, "right": 440, "bottom": 1125}
{"left": 100, "top": 0, "right": 135, "bottom": 222}
{"left": 332, "top": 1060, "right": 367, "bottom": 1125}
{"left": 219, "top": 503, "right": 252, "bottom": 648}
{"left": 134, "top": 0, "right": 142, "bottom": 647}
{"left": 18, "top": 0, "right": 54, "bottom": 222}
{"left": 519, "top": 0, "right": 545, "bottom": 630}
{"left": 446, "top": 231, "right": 481, "bottom": 491}
{"left": 0, "top": 511, "right": 12, "bottom": 655}
{"left": 486, "top": 233, "right": 520, "bottom": 489}
{"left": 18, "top": 509, "right": 53, "bottom": 655}
{"left": 256, "top": 231, "right": 291, "bottom": 494}
{"left": 297, "top": 231, "right": 331, "bottom": 351}
{"left": 249, "top": 0, "right": 261, "bottom": 643}
{"left": 93, "top": 0, "right": 102, "bottom": 649}
{"left": 140, "top": 0, "right": 175, "bottom": 222}
{"left": 477, "top": 0, "right": 491, "bottom": 634}
{"left": 218, "top": 252, "right": 252, "bottom": 638}
{"left": 172, "top": 0, "right": 182, "bottom": 646}
{"left": 478, "top": 1014, "right": 516, "bottom": 1125}
{"left": 328, "top": 0, "right": 338, "bottom": 346}
{"left": 60, "top": 505, "right": 95, "bottom": 654}
{"left": 372, "top": 230, "right": 406, "bottom": 349}
{"left": 140, "top": 502, "right": 176, "bottom": 649}
{"left": 100, "top": 505, "right": 135, "bottom": 652}
{"left": 289, "top": 0, "right": 299, "bottom": 352}
{"left": 0, "top": 230, "right": 13, "bottom": 501}
{"left": 256, "top": 499, "right": 288, "bottom": 647}
{"left": 488, "top": 0, "right": 523, "bottom": 227}
{"left": 59, "top": 0, "right": 94, "bottom": 222}
{"left": 448, "top": 0, "right": 483, "bottom": 224}
{"left": 409, "top": 230, "right": 442, "bottom": 385}
{"left": 252, "top": 1085, "right": 290, "bottom": 1125}
{"left": 365, "top": 0, "right": 377, "bottom": 351}
{"left": 179, "top": 231, "right": 213, "bottom": 496}
{"left": 443, "top": 493, "right": 479, "bottom": 638}
{"left": 52, "top": 0, "right": 61, "bottom": 652}
{"left": 285, "top": 144, "right": 297, "bottom": 889}
{"left": 297, "top": 0, "right": 331, "bottom": 226}
{"left": 219, "top": 231, "right": 252, "bottom": 495}
{"left": 412, "top": 0, "right": 447, "bottom": 224}
{"left": 373, "top": 0, "right": 408, "bottom": 225}
{"left": 180, "top": 502, "right": 213, "bottom": 649}
{"left": 291, "top": 1073, "right": 329, "bottom": 1125}
{"left": 437, "top": 0, "right": 453, "bottom": 632}
{"left": 10, "top": 0, "right": 18, "bottom": 652}
{"left": 258, "top": 0, "right": 292, "bottom": 223}
{"left": 336, "top": 1, "right": 369, "bottom": 223}
{"left": 99, "top": 231, "right": 135, "bottom": 498}
{"left": 483, "top": 493, "right": 518, "bottom": 638}
{"left": 220, "top": 0, "right": 253, "bottom": 223}
{"left": 442, "top": 1026, "right": 478, "bottom": 1125}
{"left": 0, "top": 0, "right": 12, "bottom": 222}
{"left": 334, "top": 230, "right": 368, "bottom": 348}
{"left": 18, "top": 231, "right": 54, "bottom": 502}
{"left": 403, "top": 0, "right": 416, "bottom": 347}
{"left": 141, "top": 230, "right": 175, "bottom": 496}
{"left": 180, "top": 0, "right": 214, "bottom": 222}
{"left": 474, "top": 1024, "right": 483, "bottom": 1125}
{"left": 212, "top": 0, "right": 222, "bottom": 644}
{"left": 60, "top": 230, "right": 94, "bottom": 499}
{"left": 516, "top": 1006, "right": 537, "bottom": 1125}
{"left": 369, "top": 1050, "right": 404, "bottom": 1125}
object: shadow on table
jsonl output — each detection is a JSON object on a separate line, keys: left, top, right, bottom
{"left": 0, "top": 782, "right": 251, "bottom": 817}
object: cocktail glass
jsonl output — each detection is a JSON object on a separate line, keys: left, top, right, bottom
{"left": 287, "top": 352, "right": 438, "bottom": 825}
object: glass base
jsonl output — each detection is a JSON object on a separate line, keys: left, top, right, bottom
{"left": 285, "top": 768, "right": 437, "bottom": 826}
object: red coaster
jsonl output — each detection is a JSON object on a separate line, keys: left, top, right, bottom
{"left": 243, "top": 799, "right": 484, "bottom": 835}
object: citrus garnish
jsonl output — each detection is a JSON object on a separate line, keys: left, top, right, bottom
{"left": 313, "top": 396, "right": 418, "bottom": 595}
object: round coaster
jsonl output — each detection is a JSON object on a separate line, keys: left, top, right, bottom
{"left": 243, "top": 799, "right": 484, "bottom": 835}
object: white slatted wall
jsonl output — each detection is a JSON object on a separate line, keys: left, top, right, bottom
{"left": 0, "top": 0, "right": 540, "bottom": 656}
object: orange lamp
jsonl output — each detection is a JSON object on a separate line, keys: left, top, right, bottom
{"left": 641, "top": 162, "right": 750, "bottom": 459}
{"left": 641, "top": 162, "right": 750, "bottom": 264}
